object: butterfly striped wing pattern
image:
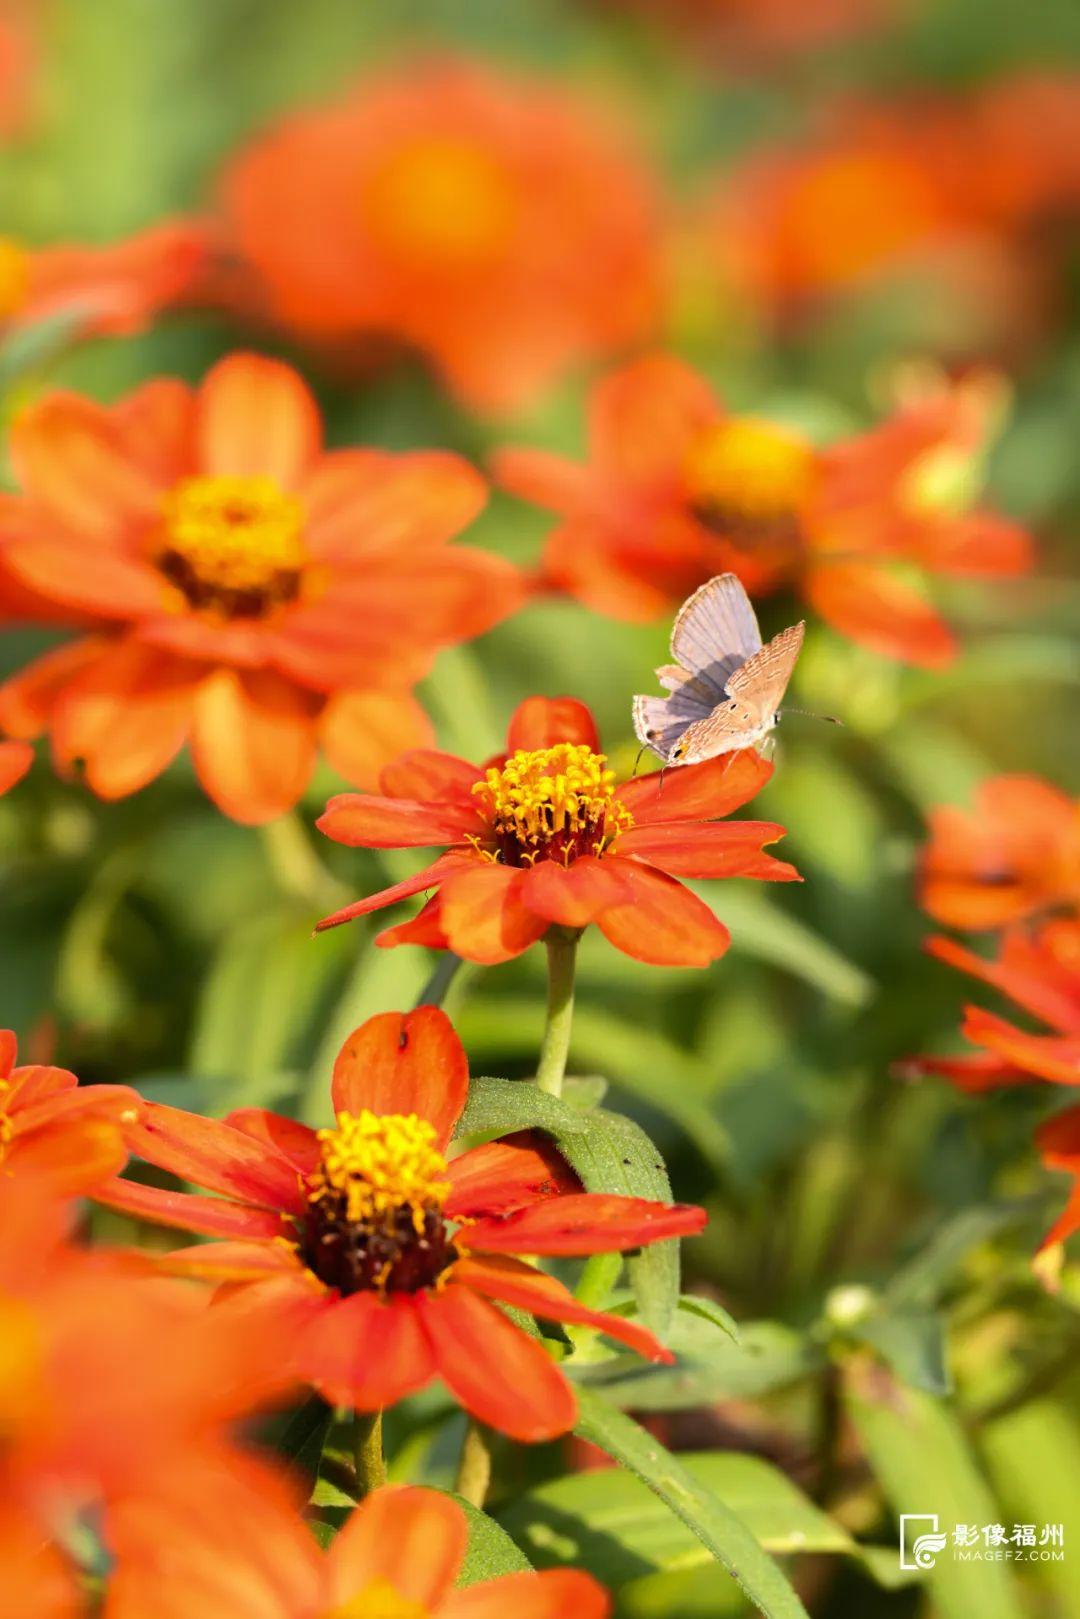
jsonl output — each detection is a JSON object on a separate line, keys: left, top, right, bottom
{"left": 673, "top": 620, "right": 805, "bottom": 763}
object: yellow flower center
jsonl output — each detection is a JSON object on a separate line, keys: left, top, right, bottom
{"left": 300, "top": 1111, "right": 457, "bottom": 1296}
{"left": 362, "top": 137, "right": 518, "bottom": 270}
{"left": 0, "top": 236, "right": 29, "bottom": 319}
{"left": 156, "top": 474, "right": 308, "bottom": 619}
{"left": 683, "top": 417, "right": 816, "bottom": 557}
{"left": 322, "top": 1580, "right": 428, "bottom": 1619}
{"left": 473, "top": 742, "right": 634, "bottom": 867}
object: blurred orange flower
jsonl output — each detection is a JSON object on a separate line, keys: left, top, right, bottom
{"left": 920, "top": 776, "right": 1080, "bottom": 930}
{"left": 710, "top": 77, "right": 1080, "bottom": 346}
{"left": 316, "top": 695, "right": 798, "bottom": 965}
{"left": 107, "top": 1475, "right": 610, "bottom": 1619}
{"left": 0, "top": 1179, "right": 293, "bottom": 1613}
{"left": 0, "top": 221, "right": 209, "bottom": 342}
{"left": 0, "top": 352, "right": 521, "bottom": 822}
{"left": 220, "top": 58, "right": 661, "bottom": 414}
{"left": 0, "top": 1028, "right": 139, "bottom": 1194}
{"left": 907, "top": 921, "right": 1080, "bottom": 1251}
{"left": 494, "top": 355, "right": 1029, "bottom": 666}
{"left": 96, "top": 1006, "right": 705, "bottom": 1441}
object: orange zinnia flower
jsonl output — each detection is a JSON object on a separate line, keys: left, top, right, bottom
{"left": 107, "top": 1476, "right": 609, "bottom": 1619}
{"left": 0, "top": 1028, "right": 139, "bottom": 1194}
{"left": 0, "top": 221, "right": 209, "bottom": 342}
{"left": 905, "top": 920, "right": 1080, "bottom": 1251}
{"left": 920, "top": 776, "right": 1080, "bottom": 930}
{"left": 96, "top": 1007, "right": 706, "bottom": 1442}
{"left": 0, "top": 352, "right": 521, "bottom": 823}
{"left": 0, "top": 1179, "right": 294, "bottom": 1614}
{"left": 316, "top": 695, "right": 799, "bottom": 966}
{"left": 494, "top": 355, "right": 1029, "bottom": 666}
{"left": 219, "top": 58, "right": 660, "bottom": 414}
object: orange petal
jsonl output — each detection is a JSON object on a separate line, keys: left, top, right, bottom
{"left": 93, "top": 1175, "right": 289, "bottom": 1241}
{"left": 617, "top": 820, "right": 800, "bottom": 881}
{"left": 927, "top": 932, "right": 1080, "bottom": 1034}
{"left": 6, "top": 1116, "right": 127, "bottom": 1196}
{"left": 468, "top": 1191, "right": 706, "bottom": 1256}
{"left": 314, "top": 791, "right": 477, "bottom": 849}
{"left": 916, "top": 511, "right": 1032, "bottom": 577}
{"left": 10, "top": 392, "right": 162, "bottom": 535}
{"left": 191, "top": 666, "right": 318, "bottom": 824}
{"left": 588, "top": 353, "right": 717, "bottom": 486}
{"left": 447, "top": 1132, "right": 580, "bottom": 1219}
{"left": 595, "top": 862, "right": 730, "bottom": 966}
{"left": 456, "top": 1254, "right": 673, "bottom": 1361}
{"left": 319, "top": 690, "right": 436, "bottom": 792}
{"left": 331, "top": 1007, "right": 468, "bottom": 1149}
{"left": 194, "top": 352, "right": 321, "bottom": 486}
{"left": 51, "top": 640, "right": 197, "bottom": 799}
{"left": 419, "top": 1283, "right": 577, "bottom": 1441}
{"left": 313, "top": 852, "right": 469, "bottom": 933}
{"left": 962, "top": 1007, "right": 1080, "bottom": 1086}
{"left": 5, "top": 535, "right": 165, "bottom": 619}
{"left": 301, "top": 1292, "right": 435, "bottom": 1410}
{"left": 1035, "top": 1103, "right": 1080, "bottom": 1168}
{"left": 224, "top": 1108, "right": 321, "bottom": 1174}
{"left": 521, "top": 856, "right": 635, "bottom": 927}
{"left": 124, "top": 1101, "right": 306, "bottom": 1212}
{"left": 489, "top": 446, "right": 590, "bottom": 514}
{"left": 379, "top": 748, "right": 481, "bottom": 803}
{"left": 805, "top": 561, "right": 957, "bottom": 667}
{"left": 442, "top": 1569, "right": 610, "bottom": 1619}
{"left": 617, "top": 749, "right": 771, "bottom": 824}
{"left": 0, "top": 637, "right": 105, "bottom": 737}
{"left": 302, "top": 449, "right": 487, "bottom": 561}
{"left": 374, "top": 895, "right": 451, "bottom": 950}
{"left": 327, "top": 1487, "right": 466, "bottom": 1610}
{"left": 507, "top": 696, "right": 600, "bottom": 753}
{"left": 440, "top": 864, "right": 549, "bottom": 964}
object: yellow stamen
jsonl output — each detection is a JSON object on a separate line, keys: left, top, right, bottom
{"left": 309, "top": 1110, "right": 450, "bottom": 1231}
{"left": 0, "top": 236, "right": 30, "bottom": 320}
{"left": 362, "top": 137, "right": 517, "bottom": 268}
{"left": 157, "top": 474, "right": 307, "bottom": 617}
{"left": 473, "top": 742, "right": 634, "bottom": 865}
{"left": 322, "top": 1579, "right": 428, "bottom": 1619}
{"left": 684, "top": 416, "right": 816, "bottom": 525}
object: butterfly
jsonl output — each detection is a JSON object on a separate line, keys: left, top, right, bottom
{"left": 633, "top": 573, "right": 805, "bottom": 766}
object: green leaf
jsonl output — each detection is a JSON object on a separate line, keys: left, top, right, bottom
{"left": 575, "top": 1319, "right": 823, "bottom": 1410}
{"left": 571, "top": 1391, "right": 812, "bottom": 1619}
{"left": 983, "top": 1399, "right": 1080, "bottom": 1619}
{"left": 884, "top": 1199, "right": 1043, "bottom": 1310}
{"left": 853, "top": 1310, "right": 951, "bottom": 1396}
{"left": 703, "top": 886, "right": 875, "bottom": 1007}
{"left": 555, "top": 1107, "right": 680, "bottom": 1337}
{"left": 844, "top": 1359, "right": 1026, "bottom": 1619}
{"left": 456, "top": 1075, "right": 589, "bottom": 1139}
{"left": 452, "top": 1494, "right": 534, "bottom": 1585}
{"left": 677, "top": 1293, "right": 740, "bottom": 1343}
{"left": 498, "top": 1447, "right": 907, "bottom": 1592}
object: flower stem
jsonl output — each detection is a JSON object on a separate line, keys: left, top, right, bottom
{"left": 535, "top": 928, "right": 579, "bottom": 1097}
{"left": 353, "top": 1409, "right": 386, "bottom": 1498}
{"left": 260, "top": 810, "right": 350, "bottom": 911}
{"left": 414, "top": 951, "right": 464, "bottom": 1009}
{"left": 454, "top": 1418, "right": 492, "bottom": 1508}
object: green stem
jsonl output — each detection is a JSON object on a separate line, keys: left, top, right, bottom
{"left": 415, "top": 952, "right": 464, "bottom": 1009}
{"left": 534, "top": 928, "right": 579, "bottom": 1097}
{"left": 576, "top": 1251, "right": 623, "bottom": 1309}
{"left": 261, "top": 810, "right": 350, "bottom": 911}
{"left": 353, "top": 1409, "right": 386, "bottom": 1497}
{"left": 454, "top": 1418, "right": 493, "bottom": 1508}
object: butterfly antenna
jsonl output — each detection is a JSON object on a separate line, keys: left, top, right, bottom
{"left": 779, "top": 708, "right": 843, "bottom": 726}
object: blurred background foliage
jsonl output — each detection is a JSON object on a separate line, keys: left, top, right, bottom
{"left": 2, "top": 1, "right": 1079, "bottom": 1615}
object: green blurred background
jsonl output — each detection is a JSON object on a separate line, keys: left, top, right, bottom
{"left": 2, "top": 2, "right": 1079, "bottom": 1615}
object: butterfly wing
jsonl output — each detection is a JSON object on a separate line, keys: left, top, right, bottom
{"left": 724, "top": 621, "right": 805, "bottom": 725}
{"left": 633, "top": 675, "right": 716, "bottom": 761}
{"left": 670, "top": 573, "right": 762, "bottom": 699}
